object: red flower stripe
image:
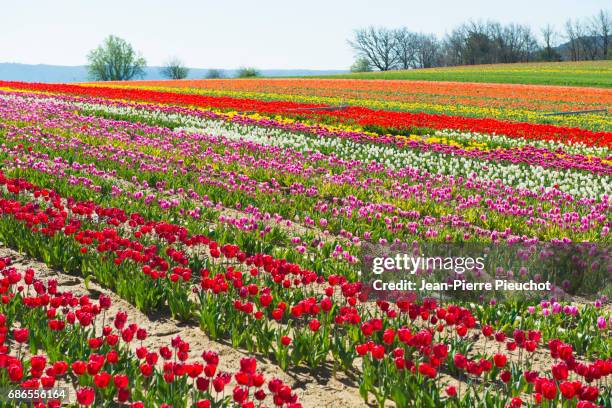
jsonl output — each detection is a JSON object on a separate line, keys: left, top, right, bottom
{"left": 0, "top": 81, "right": 609, "bottom": 147}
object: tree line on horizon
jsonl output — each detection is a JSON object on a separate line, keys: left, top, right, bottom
{"left": 348, "top": 9, "right": 611, "bottom": 72}
{"left": 87, "top": 36, "right": 260, "bottom": 81}
{"left": 86, "top": 9, "right": 610, "bottom": 81}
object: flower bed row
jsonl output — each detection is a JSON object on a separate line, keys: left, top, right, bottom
{"left": 0, "top": 257, "right": 301, "bottom": 407}
{"left": 0, "top": 81, "right": 610, "bottom": 147}
{"left": 98, "top": 79, "right": 612, "bottom": 131}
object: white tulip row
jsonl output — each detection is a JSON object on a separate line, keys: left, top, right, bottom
{"left": 4, "top": 93, "right": 610, "bottom": 200}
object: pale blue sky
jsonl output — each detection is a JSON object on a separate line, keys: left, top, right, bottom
{"left": 1, "top": 0, "right": 609, "bottom": 69}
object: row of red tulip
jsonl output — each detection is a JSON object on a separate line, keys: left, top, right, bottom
{"left": 0, "top": 81, "right": 609, "bottom": 147}
{"left": 0, "top": 256, "right": 302, "bottom": 407}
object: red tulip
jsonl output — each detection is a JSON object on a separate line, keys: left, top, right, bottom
{"left": 308, "top": 319, "right": 321, "bottom": 332}
{"left": 140, "top": 363, "right": 153, "bottom": 377}
{"left": 113, "top": 374, "right": 129, "bottom": 389}
{"left": 541, "top": 380, "right": 557, "bottom": 400}
{"left": 30, "top": 355, "right": 46, "bottom": 372}
{"left": 453, "top": 354, "right": 467, "bottom": 369}
{"left": 117, "top": 388, "right": 130, "bottom": 402}
{"left": 552, "top": 362, "right": 569, "bottom": 381}
{"left": 71, "top": 361, "right": 87, "bottom": 376}
{"left": 355, "top": 344, "right": 368, "bottom": 356}
{"left": 40, "top": 375, "right": 55, "bottom": 388}
{"left": 579, "top": 385, "right": 599, "bottom": 402}
{"left": 559, "top": 381, "right": 577, "bottom": 399}
{"left": 52, "top": 361, "right": 68, "bottom": 376}
{"left": 76, "top": 387, "right": 95, "bottom": 406}
{"left": 196, "top": 377, "right": 210, "bottom": 391}
{"left": 382, "top": 329, "right": 395, "bottom": 344}
{"left": 509, "top": 397, "right": 523, "bottom": 407}
{"left": 13, "top": 328, "right": 28, "bottom": 343}
{"left": 88, "top": 338, "right": 103, "bottom": 349}
{"left": 204, "top": 364, "right": 217, "bottom": 377}
{"left": 371, "top": 344, "right": 385, "bottom": 360}
{"left": 433, "top": 344, "right": 448, "bottom": 359}
{"left": 493, "top": 353, "right": 507, "bottom": 368}
{"left": 93, "top": 371, "right": 111, "bottom": 388}
{"left": 8, "top": 363, "right": 23, "bottom": 382}
{"left": 212, "top": 376, "right": 226, "bottom": 392}
{"left": 320, "top": 297, "right": 332, "bottom": 312}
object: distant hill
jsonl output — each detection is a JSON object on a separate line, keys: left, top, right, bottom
{"left": 0, "top": 63, "right": 348, "bottom": 83}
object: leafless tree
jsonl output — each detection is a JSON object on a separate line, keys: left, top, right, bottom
{"left": 515, "top": 25, "right": 532, "bottom": 61}
{"left": 564, "top": 19, "right": 581, "bottom": 61}
{"left": 577, "top": 20, "right": 599, "bottom": 60}
{"left": 540, "top": 25, "right": 561, "bottom": 61}
{"left": 442, "top": 30, "right": 467, "bottom": 66}
{"left": 348, "top": 27, "right": 398, "bottom": 71}
{"left": 463, "top": 21, "right": 495, "bottom": 65}
{"left": 349, "top": 10, "right": 611, "bottom": 70}
{"left": 540, "top": 24, "right": 561, "bottom": 61}
{"left": 564, "top": 12, "right": 610, "bottom": 61}
{"left": 414, "top": 34, "right": 441, "bottom": 68}
{"left": 541, "top": 24, "right": 556, "bottom": 49}
{"left": 393, "top": 28, "right": 419, "bottom": 69}
{"left": 591, "top": 9, "right": 611, "bottom": 58}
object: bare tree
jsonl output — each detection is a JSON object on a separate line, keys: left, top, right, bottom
{"left": 393, "top": 28, "right": 419, "bottom": 69}
{"left": 564, "top": 12, "right": 610, "bottom": 61}
{"left": 564, "top": 19, "right": 581, "bottom": 61}
{"left": 591, "top": 9, "right": 611, "bottom": 58}
{"left": 442, "top": 29, "right": 468, "bottom": 66}
{"left": 540, "top": 24, "right": 561, "bottom": 61}
{"left": 464, "top": 21, "right": 495, "bottom": 65}
{"left": 541, "top": 24, "right": 556, "bottom": 50}
{"left": 577, "top": 20, "right": 599, "bottom": 60}
{"left": 349, "top": 10, "right": 611, "bottom": 70}
{"left": 160, "top": 57, "right": 189, "bottom": 80}
{"left": 414, "top": 34, "right": 441, "bottom": 68}
{"left": 348, "top": 27, "right": 398, "bottom": 71}
{"left": 511, "top": 24, "right": 539, "bottom": 61}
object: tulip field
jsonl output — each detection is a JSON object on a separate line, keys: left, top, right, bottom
{"left": 94, "top": 78, "right": 612, "bottom": 132}
{"left": 313, "top": 61, "right": 612, "bottom": 88}
{"left": 0, "top": 76, "right": 609, "bottom": 408}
